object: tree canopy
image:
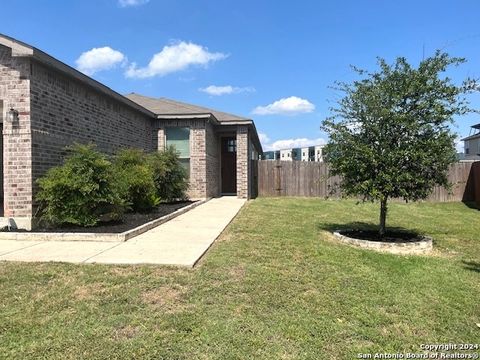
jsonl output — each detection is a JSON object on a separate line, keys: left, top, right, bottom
{"left": 322, "top": 51, "right": 479, "bottom": 236}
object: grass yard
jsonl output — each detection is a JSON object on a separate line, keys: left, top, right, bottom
{"left": 0, "top": 198, "right": 479, "bottom": 359}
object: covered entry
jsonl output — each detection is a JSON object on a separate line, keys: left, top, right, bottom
{"left": 221, "top": 137, "right": 237, "bottom": 194}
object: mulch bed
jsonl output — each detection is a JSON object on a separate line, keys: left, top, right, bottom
{"left": 339, "top": 230, "right": 420, "bottom": 243}
{"left": 14, "top": 201, "right": 194, "bottom": 234}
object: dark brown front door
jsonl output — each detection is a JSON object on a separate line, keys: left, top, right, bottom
{"left": 221, "top": 137, "right": 237, "bottom": 194}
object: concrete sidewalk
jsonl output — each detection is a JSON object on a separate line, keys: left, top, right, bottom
{"left": 0, "top": 197, "right": 245, "bottom": 267}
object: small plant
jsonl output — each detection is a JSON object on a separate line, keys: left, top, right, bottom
{"left": 36, "top": 143, "right": 125, "bottom": 227}
{"left": 113, "top": 148, "right": 160, "bottom": 212}
{"left": 147, "top": 146, "right": 189, "bottom": 202}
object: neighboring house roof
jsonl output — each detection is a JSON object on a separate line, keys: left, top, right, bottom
{"left": 125, "top": 93, "right": 252, "bottom": 124}
{"left": 461, "top": 133, "right": 480, "bottom": 141}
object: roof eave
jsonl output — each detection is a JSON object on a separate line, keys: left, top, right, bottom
{"left": 157, "top": 113, "right": 219, "bottom": 124}
{"left": 249, "top": 121, "right": 263, "bottom": 154}
{"left": 214, "top": 120, "right": 262, "bottom": 152}
{"left": 218, "top": 120, "right": 253, "bottom": 125}
{"left": 461, "top": 134, "right": 480, "bottom": 141}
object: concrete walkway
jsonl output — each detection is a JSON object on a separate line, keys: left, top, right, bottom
{"left": 0, "top": 197, "right": 245, "bottom": 267}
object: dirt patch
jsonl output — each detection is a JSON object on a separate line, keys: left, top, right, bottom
{"left": 228, "top": 265, "right": 246, "bottom": 280}
{"left": 112, "top": 325, "right": 140, "bottom": 341}
{"left": 74, "top": 283, "right": 106, "bottom": 300}
{"left": 142, "top": 285, "right": 187, "bottom": 312}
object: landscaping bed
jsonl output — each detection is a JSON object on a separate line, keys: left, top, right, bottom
{"left": 338, "top": 229, "right": 419, "bottom": 242}
{"left": 333, "top": 229, "right": 433, "bottom": 255}
{"left": 33, "top": 201, "right": 194, "bottom": 233}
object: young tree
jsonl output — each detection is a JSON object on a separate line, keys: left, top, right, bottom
{"left": 322, "top": 51, "right": 478, "bottom": 237}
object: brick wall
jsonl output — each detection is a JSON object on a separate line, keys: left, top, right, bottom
{"left": 236, "top": 125, "right": 249, "bottom": 199}
{"left": 29, "top": 60, "right": 155, "bottom": 197}
{"left": 205, "top": 121, "right": 220, "bottom": 198}
{"left": 156, "top": 119, "right": 215, "bottom": 199}
{"left": 0, "top": 122, "right": 3, "bottom": 200}
{"left": 0, "top": 45, "right": 33, "bottom": 222}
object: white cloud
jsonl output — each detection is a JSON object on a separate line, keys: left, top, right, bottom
{"left": 252, "top": 96, "right": 315, "bottom": 116}
{"left": 455, "top": 138, "right": 464, "bottom": 153}
{"left": 75, "top": 47, "right": 126, "bottom": 76}
{"left": 118, "top": 0, "right": 149, "bottom": 7}
{"left": 125, "top": 41, "right": 228, "bottom": 79}
{"left": 258, "top": 132, "right": 270, "bottom": 145}
{"left": 263, "top": 137, "right": 326, "bottom": 151}
{"left": 199, "top": 85, "right": 255, "bottom": 96}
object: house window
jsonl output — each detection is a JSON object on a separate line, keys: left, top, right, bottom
{"left": 465, "top": 146, "right": 469, "bottom": 155}
{"left": 227, "top": 139, "right": 236, "bottom": 153}
{"left": 165, "top": 127, "right": 190, "bottom": 177}
{"left": 282, "top": 153, "right": 284, "bottom": 158}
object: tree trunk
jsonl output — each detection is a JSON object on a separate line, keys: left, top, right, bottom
{"left": 379, "top": 198, "right": 388, "bottom": 238}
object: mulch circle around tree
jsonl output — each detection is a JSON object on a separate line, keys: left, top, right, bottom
{"left": 339, "top": 229, "right": 420, "bottom": 243}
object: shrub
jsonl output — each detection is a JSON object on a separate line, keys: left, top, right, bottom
{"left": 36, "top": 144, "right": 125, "bottom": 227}
{"left": 113, "top": 148, "right": 160, "bottom": 212}
{"left": 147, "top": 146, "right": 189, "bottom": 202}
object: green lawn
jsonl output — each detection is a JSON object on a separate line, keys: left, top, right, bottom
{"left": 0, "top": 198, "right": 479, "bottom": 359}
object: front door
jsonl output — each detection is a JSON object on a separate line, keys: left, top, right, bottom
{"left": 221, "top": 137, "right": 237, "bottom": 194}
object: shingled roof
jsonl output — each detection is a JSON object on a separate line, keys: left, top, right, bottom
{"left": 126, "top": 93, "right": 252, "bottom": 123}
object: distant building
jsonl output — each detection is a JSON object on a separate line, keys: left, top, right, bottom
{"left": 263, "top": 145, "right": 325, "bottom": 162}
{"left": 301, "top": 147, "right": 315, "bottom": 161}
{"left": 462, "top": 124, "right": 480, "bottom": 160}
{"left": 262, "top": 150, "right": 280, "bottom": 160}
{"left": 314, "top": 145, "right": 324, "bottom": 162}
{"left": 280, "top": 148, "right": 292, "bottom": 161}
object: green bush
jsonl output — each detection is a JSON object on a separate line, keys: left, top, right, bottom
{"left": 113, "top": 148, "right": 160, "bottom": 212}
{"left": 36, "top": 144, "right": 125, "bottom": 227}
{"left": 147, "top": 146, "right": 189, "bottom": 202}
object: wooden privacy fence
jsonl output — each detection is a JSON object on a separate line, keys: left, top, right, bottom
{"left": 254, "top": 160, "right": 480, "bottom": 203}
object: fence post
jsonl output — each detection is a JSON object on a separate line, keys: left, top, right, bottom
{"left": 275, "top": 162, "right": 282, "bottom": 196}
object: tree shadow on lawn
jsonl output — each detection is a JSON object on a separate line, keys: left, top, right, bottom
{"left": 462, "top": 260, "right": 480, "bottom": 273}
{"left": 462, "top": 201, "right": 480, "bottom": 211}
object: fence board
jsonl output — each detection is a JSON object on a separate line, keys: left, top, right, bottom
{"left": 254, "top": 160, "right": 478, "bottom": 202}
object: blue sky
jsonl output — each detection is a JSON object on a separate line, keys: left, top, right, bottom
{"left": 2, "top": 0, "right": 480, "bottom": 151}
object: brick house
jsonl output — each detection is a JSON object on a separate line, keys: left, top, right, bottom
{"left": 0, "top": 34, "right": 262, "bottom": 230}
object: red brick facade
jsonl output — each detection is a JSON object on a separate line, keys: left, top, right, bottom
{"left": 0, "top": 45, "right": 33, "bottom": 226}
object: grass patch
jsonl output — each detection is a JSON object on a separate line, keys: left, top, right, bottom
{"left": 0, "top": 198, "right": 479, "bottom": 359}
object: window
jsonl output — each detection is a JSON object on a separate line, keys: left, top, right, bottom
{"left": 166, "top": 127, "right": 190, "bottom": 177}
{"left": 282, "top": 153, "right": 284, "bottom": 158}
{"left": 227, "top": 139, "right": 236, "bottom": 153}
